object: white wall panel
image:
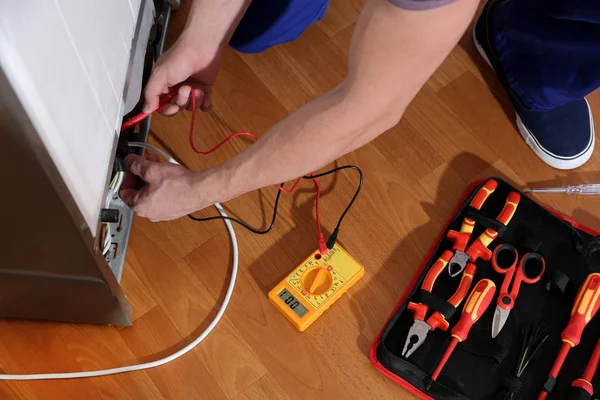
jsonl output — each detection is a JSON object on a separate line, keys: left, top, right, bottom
{"left": 129, "top": 0, "right": 143, "bottom": 20}
{"left": 0, "top": 1, "right": 138, "bottom": 234}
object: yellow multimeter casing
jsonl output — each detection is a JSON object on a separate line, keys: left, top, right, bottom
{"left": 268, "top": 244, "right": 364, "bottom": 331}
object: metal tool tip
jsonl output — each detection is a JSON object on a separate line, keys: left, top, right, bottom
{"left": 448, "top": 265, "right": 461, "bottom": 278}
{"left": 425, "top": 378, "right": 434, "bottom": 390}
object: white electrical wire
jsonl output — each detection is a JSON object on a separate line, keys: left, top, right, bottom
{"left": 0, "top": 142, "right": 239, "bottom": 380}
{"left": 103, "top": 170, "right": 125, "bottom": 255}
{"left": 103, "top": 174, "right": 115, "bottom": 255}
{"left": 127, "top": 142, "right": 178, "bottom": 163}
{"left": 105, "top": 171, "right": 125, "bottom": 208}
{"left": 102, "top": 224, "right": 112, "bottom": 255}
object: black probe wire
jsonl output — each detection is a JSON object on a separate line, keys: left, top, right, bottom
{"left": 188, "top": 185, "right": 284, "bottom": 234}
{"left": 188, "top": 165, "right": 364, "bottom": 247}
{"left": 309, "top": 165, "right": 363, "bottom": 248}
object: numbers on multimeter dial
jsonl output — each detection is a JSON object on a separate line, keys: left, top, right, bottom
{"left": 278, "top": 288, "right": 308, "bottom": 317}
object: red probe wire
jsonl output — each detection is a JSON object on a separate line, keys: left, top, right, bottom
{"left": 188, "top": 94, "right": 258, "bottom": 154}
{"left": 310, "top": 175, "right": 328, "bottom": 255}
{"left": 186, "top": 94, "right": 303, "bottom": 193}
{"left": 121, "top": 90, "right": 326, "bottom": 253}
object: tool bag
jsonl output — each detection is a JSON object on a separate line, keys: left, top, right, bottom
{"left": 370, "top": 177, "right": 600, "bottom": 399}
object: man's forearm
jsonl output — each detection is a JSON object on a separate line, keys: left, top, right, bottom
{"left": 196, "top": 0, "right": 479, "bottom": 207}
{"left": 203, "top": 84, "right": 397, "bottom": 204}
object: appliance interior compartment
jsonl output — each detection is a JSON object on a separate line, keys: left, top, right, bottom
{"left": 106, "top": 0, "right": 173, "bottom": 283}
{"left": 0, "top": 0, "right": 173, "bottom": 326}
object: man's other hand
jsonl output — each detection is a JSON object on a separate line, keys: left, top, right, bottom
{"left": 120, "top": 153, "right": 208, "bottom": 221}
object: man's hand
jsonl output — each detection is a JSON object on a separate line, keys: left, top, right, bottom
{"left": 143, "top": 35, "right": 221, "bottom": 116}
{"left": 120, "top": 154, "right": 210, "bottom": 221}
{"left": 142, "top": 0, "right": 251, "bottom": 116}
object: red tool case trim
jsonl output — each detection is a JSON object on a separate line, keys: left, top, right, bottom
{"left": 369, "top": 179, "right": 600, "bottom": 399}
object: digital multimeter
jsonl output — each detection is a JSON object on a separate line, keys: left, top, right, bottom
{"left": 268, "top": 244, "right": 364, "bottom": 331}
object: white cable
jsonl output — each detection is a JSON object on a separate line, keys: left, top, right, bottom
{"left": 127, "top": 142, "right": 179, "bottom": 164}
{"left": 0, "top": 142, "right": 239, "bottom": 380}
{"left": 102, "top": 225, "right": 112, "bottom": 255}
{"left": 114, "top": 171, "right": 124, "bottom": 193}
{"left": 105, "top": 171, "right": 124, "bottom": 208}
{"left": 103, "top": 170, "right": 125, "bottom": 255}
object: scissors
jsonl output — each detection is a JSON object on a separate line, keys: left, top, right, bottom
{"left": 491, "top": 244, "right": 545, "bottom": 338}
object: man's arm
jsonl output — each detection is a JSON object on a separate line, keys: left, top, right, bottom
{"left": 142, "top": 0, "right": 251, "bottom": 115}
{"left": 201, "top": 0, "right": 479, "bottom": 198}
{"left": 123, "top": 0, "right": 480, "bottom": 221}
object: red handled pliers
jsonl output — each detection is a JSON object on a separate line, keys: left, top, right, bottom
{"left": 402, "top": 181, "right": 497, "bottom": 358}
{"left": 401, "top": 251, "right": 476, "bottom": 358}
{"left": 490, "top": 243, "right": 545, "bottom": 338}
{"left": 447, "top": 182, "right": 521, "bottom": 278}
{"left": 402, "top": 180, "right": 521, "bottom": 358}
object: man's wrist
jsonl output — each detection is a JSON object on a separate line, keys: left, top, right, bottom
{"left": 180, "top": 0, "right": 248, "bottom": 57}
{"left": 177, "top": 29, "right": 222, "bottom": 67}
{"left": 190, "top": 168, "right": 231, "bottom": 210}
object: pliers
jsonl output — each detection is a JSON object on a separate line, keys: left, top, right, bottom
{"left": 447, "top": 182, "right": 521, "bottom": 277}
{"left": 401, "top": 181, "right": 497, "bottom": 358}
{"left": 402, "top": 252, "right": 477, "bottom": 358}
{"left": 402, "top": 181, "right": 520, "bottom": 358}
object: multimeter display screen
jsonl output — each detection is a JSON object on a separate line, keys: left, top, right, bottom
{"left": 278, "top": 289, "right": 308, "bottom": 317}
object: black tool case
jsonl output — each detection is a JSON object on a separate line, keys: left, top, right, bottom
{"left": 370, "top": 177, "right": 600, "bottom": 399}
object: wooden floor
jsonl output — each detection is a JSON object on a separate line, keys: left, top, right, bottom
{"left": 2, "top": 1, "right": 600, "bottom": 399}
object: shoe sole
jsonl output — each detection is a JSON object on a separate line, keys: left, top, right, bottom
{"left": 472, "top": 25, "right": 595, "bottom": 170}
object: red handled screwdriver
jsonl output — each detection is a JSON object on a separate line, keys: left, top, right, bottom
{"left": 538, "top": 273, "right": 600, "bottom": 400}
{"left": 430, "top": 279, "right": 497, "bottom": 382}
{"left": 570, "top": 339, "right": 600, "bottom": 399}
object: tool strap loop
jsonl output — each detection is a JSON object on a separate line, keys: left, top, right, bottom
{"left": 414, "top": 290, "right": 456, "bottom": 322}
{"left": 501, "top": 375, "right": 524, "bottom": 396}
{"left": 544, "top": 269, "right": 571, "bottom": 295}
{"left": 542, "top": 376, "right": 556, "bottom": 394}
{"left": 465, "top": 207, "right": 508, "bottom": 236}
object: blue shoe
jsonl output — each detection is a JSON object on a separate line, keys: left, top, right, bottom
{"left": 473, "top": 2, "right": 594, "bottom": 170}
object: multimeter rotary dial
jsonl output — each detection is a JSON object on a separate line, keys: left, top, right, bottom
{"left": 300, "top": 267, "right": 333, "bottom": 295}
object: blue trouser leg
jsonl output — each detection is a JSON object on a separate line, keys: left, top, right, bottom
{"left": 229, "top": 0, "right": 330, "bottom": 54}
{"left": 491, "top": 0, "right": 600, "bottom": 111}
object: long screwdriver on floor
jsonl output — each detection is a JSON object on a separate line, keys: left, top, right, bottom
{"left": 428, "top": 279, "right": 497, "bottom": 385}
{"left": 538, "top": 273, "right": 600, "bottom": 400}
{"left": 524, "top": 184, "right": 600, "bottom": 195}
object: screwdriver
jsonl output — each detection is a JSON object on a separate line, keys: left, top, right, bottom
{"left": 538, "top": 273, "right": 600, "bottom": 400}
{"left": 430, "top": 279, "right": 496, "bottom": 382}
{"left": 570, "top": 339, "right": 600, "bottom": 399}
{"left": 524, "top": 184, "right": 600, "bottom": 195}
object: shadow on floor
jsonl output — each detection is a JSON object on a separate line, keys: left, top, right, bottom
{"left": 571, "top": 208, "right": 600, "bottom": 234}
{"left": 458, "top": 20, "right": 518, "bottom": 133}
